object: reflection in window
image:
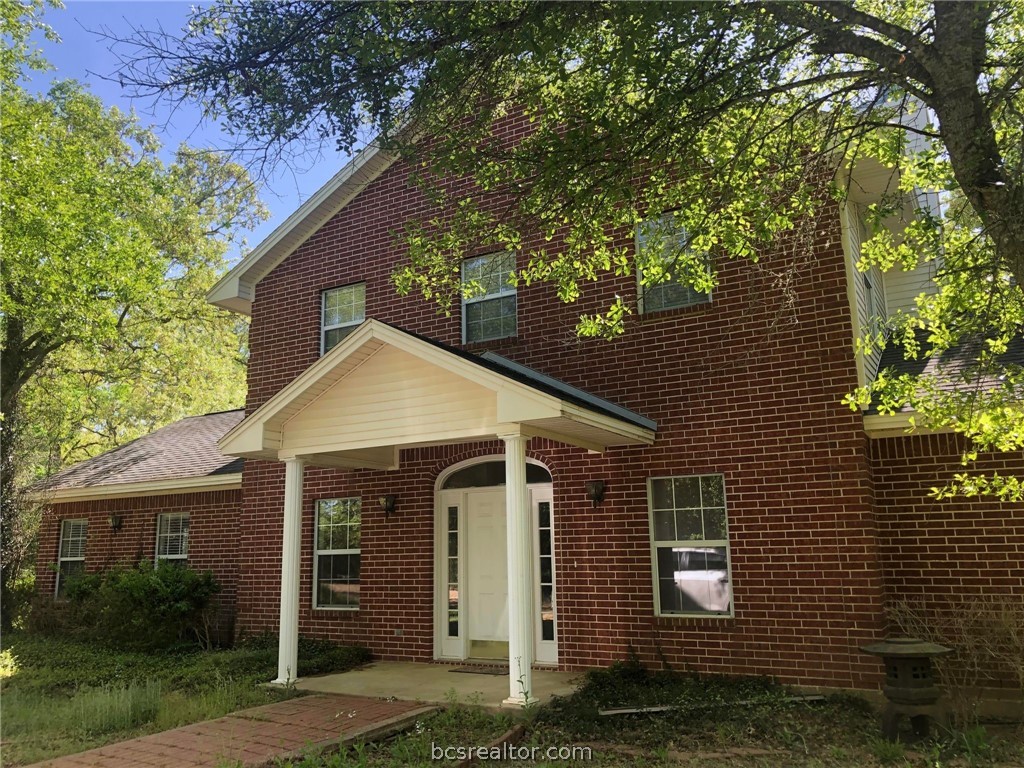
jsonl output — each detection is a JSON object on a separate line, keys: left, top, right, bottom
{"left": 322, "top": 283, "right": 366, "bottom": 353}
{"left": 315, "top": 498, "right": 361, "bottom": 608}
{"left": 447, "top": 505, "right": 459, "bottom": 637}
{"left": 462, "top": 252, "right": 516, "bottom": 343}
{"left": 649, "top": 474, "right": 731, "bottom": 616}
{"left": 637, "top": 212, "right": 712, "bottom": 312}
{"left": 442, "top": 461, "right": 551, "bottom": 489}
{"left": 56, "top": 519, "right": 87, "bottom": 598}
{"left": 156, "top": 512, "right": 190, "bottom": 562}
{"left": 537, "top": 502, "right": 555, "bottom": 642}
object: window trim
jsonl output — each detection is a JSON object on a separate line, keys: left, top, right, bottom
{"left": 155, "top": 512, "right": 190, "bottom": 563}
{"left": 461, "top": 251, "right": 518, "bottom": 344}
{"left": 55, "top": 518, "right": 88, "bottom": 598}
{"left": 312, "top": 497, "right": 362, "bottom": 611}
{"left": 321, "top": 282, "right": 366, "bottom": 355}
{"left": 636, "top": 213, "right": 712, "bottom": 314}
{"left": 647, "top": 474, "right": 734, "bottom": 619}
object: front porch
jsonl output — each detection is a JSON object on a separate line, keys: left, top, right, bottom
{"left": 295, "top": 661, "right": 580, "bottom": 708}
{"left": 220, "top": 320, "right": 655, "bottom": 707}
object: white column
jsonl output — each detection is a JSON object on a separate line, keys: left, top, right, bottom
{"left": 501, "top": 430, "right": 536, "bottom": 706}
{"left": 274, "top": 457, "right": 305, "bottom": 685}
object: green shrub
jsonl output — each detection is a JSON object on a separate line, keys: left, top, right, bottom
{"left": 59, "top": 560, "right": 220, "bottom": 651}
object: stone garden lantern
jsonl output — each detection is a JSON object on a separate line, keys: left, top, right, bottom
{"left": 861, "top": 637, "right": 954, "bottom": 740}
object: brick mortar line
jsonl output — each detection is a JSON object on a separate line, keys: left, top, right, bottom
{"left": 254, "top": 705, "right": 438, "bottom": 768}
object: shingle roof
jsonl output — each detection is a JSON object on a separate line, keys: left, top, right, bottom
{"left": 870, "top": 331, "right": 1024, "bottom": 414}
{"left": 38, "top": 410, "right": 245, "bottom": 491}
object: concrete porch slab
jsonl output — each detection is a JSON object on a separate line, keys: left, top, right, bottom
{"left": 295, "top": 661, "right": 580, "bottom": 708}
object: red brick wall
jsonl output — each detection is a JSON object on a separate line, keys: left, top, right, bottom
{"left": 872, "top": 433, "right": 1024, "bottom": 688}
{"left": 36, "top": 489, "right": 242, "bottom": 637}
{"left": 235, "top": 132, "right": 892, "bottom": 690}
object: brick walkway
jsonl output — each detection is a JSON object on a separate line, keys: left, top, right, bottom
{"left": 28, "top": 694, "right": 437, "bottom": 768}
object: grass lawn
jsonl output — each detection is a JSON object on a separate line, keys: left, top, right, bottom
{"left": 275, "top": 662, "right": 1024, "bottom": 768}
{"left": 0, "top": 633, "right": 370, "bottom": 766}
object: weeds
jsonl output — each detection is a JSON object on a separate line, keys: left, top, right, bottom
{"left": 867, "top": 735, "right": 906, "bottom": 765}
{"left": 0, "top": 632, "right": 370, "bottom": 766}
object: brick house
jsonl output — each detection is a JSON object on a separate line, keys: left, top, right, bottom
{"left": 36, "top": 121, "right": 1023, "bottom": 706}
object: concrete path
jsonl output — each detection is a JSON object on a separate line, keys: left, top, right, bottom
{"left": 296, "top": 661, "right": 579, "bottom": 708}
{"left": 28, "top": 694, "right": 436, "bottom": 768}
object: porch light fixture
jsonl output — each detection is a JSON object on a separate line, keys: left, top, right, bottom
{"left": 107, "top": 514, "right": 124, "bottom": 532}
{"left": 378, "top": 494, "right": 397, "bottom": 517}
{"left": 584, "top": 480, "right": 606, "bottom": 508}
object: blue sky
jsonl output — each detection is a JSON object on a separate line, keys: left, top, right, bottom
{"left": 28, "top": 1, "right": 350, "bottom": 264}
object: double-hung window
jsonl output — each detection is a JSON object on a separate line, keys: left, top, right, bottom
{"left": 462, "top": 252, "right": 517, "bottom": 343}
{"left": 314, "top": 498, "right": 361, "bottom": 609}
{"left": 637, "top": 212, "right": 711, "bottom": 313}
{"left": 156, "top": 512, "right": 190, "bottom": 563}
{"left": 322, "top": 283, "right": 366, "bottom": 353}
{"left": 648, "top": 474, "right": 732, "bottom": 616}
{"left": 56, "top": 519, "right": 87, "bottom": 597}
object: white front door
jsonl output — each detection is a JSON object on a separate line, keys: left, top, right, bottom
{"left": 436, "top": 481, "right": 557, "bottom": 665}
{"left": 466, "top": 489, "right": 509, "bottom": 659}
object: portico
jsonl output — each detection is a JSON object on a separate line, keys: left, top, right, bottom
{"left": 218, "top": 320, "right": 655, "bottom": 706}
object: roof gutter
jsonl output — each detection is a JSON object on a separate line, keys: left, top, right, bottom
{"left": 30, "top": 473, "right": 243, "bottom": 504}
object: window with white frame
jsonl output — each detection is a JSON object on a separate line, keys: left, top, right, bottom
{"left": 56, "top": 519, "right": 87, "bottom": 597}
{"left": 322, "top": 283, "right": 366, "bottom": 353}
{"left": 462, "top": 251, "right": 517, "bottom": 343}
{"left": 637, "top": 212, "right": 711, "bottom": 313}
{"left": 156, "top": 512, "right": 190, "bottom": 563}
{"left": 314, "top": 498, "right": 361, "bottom": 609}
{"left": 648, "top": 474, "right": 732, "bottom": 616}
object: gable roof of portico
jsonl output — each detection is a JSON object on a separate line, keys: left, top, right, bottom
{"left": 220, "top": 320, "right": 656, "bottom": 469}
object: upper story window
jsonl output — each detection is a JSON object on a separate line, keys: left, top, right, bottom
{"left": 462, "top": 252, "right": 516, "bottom": 343}
{"left": 322, "top": 283, "right": 366, "bottom": 354}
{"left": 637, "top": 212, "right": 711, "bottom": 313}
{"left": 56, "top": 519, "right": 87, "bottom": 597}
{"left": 156, "top": 512, "right": 190, "bottom": 563}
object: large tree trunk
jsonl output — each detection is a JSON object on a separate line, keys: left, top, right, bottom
{"left": 928, "top": 2, "right": 1024, "bottom": 287}
{"left": 0, "top": 409, "right": 38, "bottom": 633}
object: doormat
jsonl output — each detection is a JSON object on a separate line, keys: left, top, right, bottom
{"left": 449, "top": 666, "right": 509, "bottom": 676}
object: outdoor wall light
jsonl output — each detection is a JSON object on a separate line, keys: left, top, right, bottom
{"left": 107, "top": 514, "right": 124, "bottom": 532}
{"left": 378, "top": 494, "right": 397, "bottom": 517}
{"left": 584, "top": 480, "right": 607, "bottom": 508}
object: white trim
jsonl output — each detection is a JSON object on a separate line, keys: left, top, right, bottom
{"left": 219, "top": 319, "right": 655, "bottom": 462}
{"left": 434, "top": 454, "right": 551, "bottom": 492}
{"left": 432, "top": 455, "right": 556, "bottom": 670}
{"left": 461, "top": 251, "right": 518, "bottom": 344}
{"left": 320, "top": 282, "right": 366, "bottom": 356}
{"left": 155, "top": 512, "right": 190, "bottom": 562}
{"left": 208, "top": 143, "right": 396, "bottom": 316}
{"left": 311, "top": 496, "right": 362, "bottom": 611}
{"left": 647, "top": 474, "right": 735, "bottom": 619}
{"left": 635, "top": 213, "right": 712, "bottom": 315}
{"left": 34, "top": 473, "right": 242, "bottom": 504}
{"left": 532, "top": 486, "right": 557, "bottom": 666}
{"left": 840, "top": 198, "right": 867, "bottom": 388}
{"left": 55, "top": 518, "right": 88, "bottom": 597}
{"left": 863, "top": 412, "right": 952, "bottom": 438}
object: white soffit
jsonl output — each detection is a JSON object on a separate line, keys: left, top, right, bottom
{"left": 219, "top": 320, "right": 656, "bottom": 466}
{"left": 207, "top": 142, "right": 397, "bottom": 316}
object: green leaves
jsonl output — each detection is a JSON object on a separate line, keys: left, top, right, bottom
{"left": 1, "top": 42, "right": 266, "bottom": 480}
{"left": 126, "top": 0, "right": 1024, "bottom": 499}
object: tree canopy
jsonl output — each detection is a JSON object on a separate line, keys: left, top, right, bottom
{"left": 0, "top": 0, "right": 267, "bottom": 626}
{"left": 122, "top": 1, "right": 1024, "bottom": 497}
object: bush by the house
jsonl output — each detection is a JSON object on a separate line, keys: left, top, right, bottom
{"left": 33, "top": 561, "right": 220, "bottom": 651}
